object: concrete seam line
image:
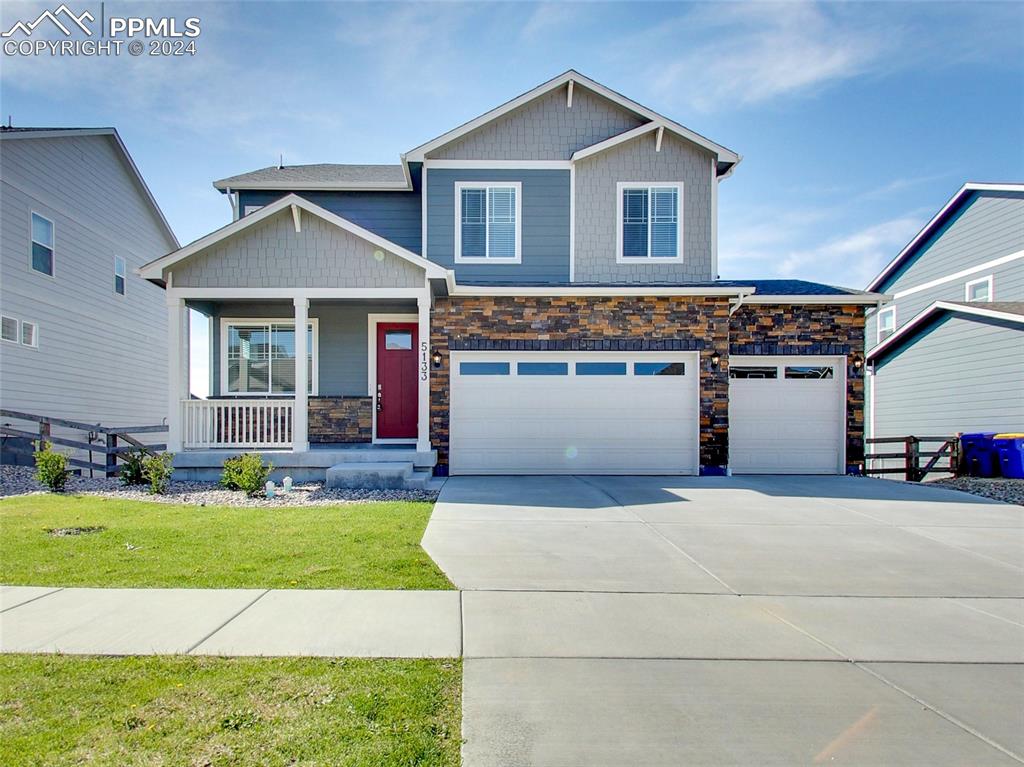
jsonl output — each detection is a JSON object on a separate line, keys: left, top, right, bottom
{"left": 854, "top": 662, "right": 1024, "bottom": 764}
{"left": 0, "top": 587, "right": 64, "bottom": 613}
{"left": 572, "top": 476, "right": 739, "bottom": 596}
{"left": 948, "top": 598, "right": 1024, "bottom": 628}
{"left": 752, "top": 603, "right": 850, "bottom": 661}
{"left": 185, "top": 589, "right": 270, "bottom": 655}
{"left": 893, "top": 526, "right": 1024, "bottom": 571}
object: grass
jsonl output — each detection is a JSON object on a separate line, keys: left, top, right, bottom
{"left": 0, "top": 495, "right": 452, "bottom": 590}
{"left": 0, "top": 654, "right": 461, "bottom": 767}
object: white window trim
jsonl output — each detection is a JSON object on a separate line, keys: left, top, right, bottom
{"left": 877, "top": 305, "right": 896, "bottom": 343}
{"left": 616, "top": 182, "right": 684, "bottom": 263}
{"left": 242, "top": 205, "right": 263, "bottom": 217}
{"left": 964, "top": 274, "right": 994, "bottom": 302}
{"left": 454, "top": 181, "right": 523, "bottom": 264}
{"left": 114, "top": 255, "right": 127, "bottom": 296}
{"left": 219, "top": 317, "right": 319, "bottom": 397}
{"left": 30, "top": 211, "right": 55, "bottom": 278}
{"left": 20, "top": 319, "right": 39, "bottom": 349}
{"left": 1, "top": 315, "right": 19, "bottom": 344}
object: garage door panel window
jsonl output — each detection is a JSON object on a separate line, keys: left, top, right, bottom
{"left": 730, "top": 366, "right": 778, "bottom": 379}
{"left": 634, "top": 362, "right": 686, "bottom": 376}
{"left": 576, "top": 362, "right": 627, "bottom": 376}
{"left": 784, "top": 366, "right": 834, "bottom": 380}
{"left": 518, "top": 362, "right": 568, "bottom": 376}
{"left": 459, "top": 362, "right": 509, "bottom": 376}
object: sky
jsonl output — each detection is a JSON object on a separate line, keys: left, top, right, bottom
{"left": 1, "top": 0, "right": 1023, "bottom": 290}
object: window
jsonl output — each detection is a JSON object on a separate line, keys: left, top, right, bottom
{"left": 877, "top": 307, "right": 896, "bottom": 342}
{"left": 243, "top": 205, "right": 263, "bottom": 216}
{"left": 460, "top": 362, "right": 509, "bottom": 375}
{"left": 384, "top": 330, "right": 413, "bottom": 350}
{"left": 965, "top": 275, "right": 993, "bottom": 303}
{"left": 455, "top": 182, "right": 521, "bottom": 262}
{"left": 518, "top": 362, "right": 568, "bottom": 376}
{"left": 223, "top": 320, "right": 316, "bottom": 395}
{"left": 617, "top": 183, "right": 682, "bottom": 261}
{"left": 785, "top": 366, "right": 833, "bottom": 380}
{"left": 114, "top": 256, "right": 127, "bottom": 295}
{"left": 1, "top": 315, "right": 18, "bottom": 343}
{"left": 31, "top": 212, "right": 54, "bottom": 276}
{"left": 730, "top": 366, "right": 778, "bottom": 379}
{"left": 576, "top": 362, "right": 627, "bottom": 376}
{"left": 20, "top": 321, "right": 38, "bottom": 348}
{"left": 635, "top": 362, "right": 686, "bottom": 376}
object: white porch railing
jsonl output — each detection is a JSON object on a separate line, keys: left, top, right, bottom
{"left": 182, "top": 399, "right": 294, "bottom": 449}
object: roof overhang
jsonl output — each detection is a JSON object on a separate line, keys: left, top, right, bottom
{"left": 0, "top": 127, "right": 178, "bottom": 249}
{"left": 743, "top": 293, "right": 888, "bottom": 305}
{"left": 137, "top": 193, "right": 447, "bottom": 282}
{"left": 866, "top": 182, "right": 1024, "bottom": 292}
{"left": 447, "top": 284, "right": 757, "bottom": 297}
{"left": 213, "top": 180, "right": 412, "bottom": 193}
{"left": 867, "top": 300, "right": 1024, "bottom": 363}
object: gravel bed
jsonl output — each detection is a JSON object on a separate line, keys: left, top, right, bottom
{"left": 930, "top": 476, "right": 1024, "bottom": 506}
{"left": 0, "top": 465, "right": 438, "bottom": 506}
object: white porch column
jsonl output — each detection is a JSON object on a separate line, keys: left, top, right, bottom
{"left": 166, "top": 297, "right": 187, "bottom": 452}
{"left": 417, "top": 292, "right": 431, "bottom": 453}
{"left": 294, "top": 297, "right": 310, "bottom": 452}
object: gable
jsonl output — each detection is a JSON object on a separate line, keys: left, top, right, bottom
{"left": 171, "top": 207, "right": 425, "bottom": 289}
{"left": 427, "top": 83, "right": 646, "bottom": 161}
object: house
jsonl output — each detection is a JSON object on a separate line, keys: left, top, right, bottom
{"left": 0, "top": 127, "right": 178, "bottom": 462}
{"left": 864, "top": 183, "right": 1024, "bottom": 448}
{"left": 139, "top": 71, "right": 884, "bottom": 485}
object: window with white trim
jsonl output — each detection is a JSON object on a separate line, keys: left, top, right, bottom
{"left": 1, "top": 315, "right": 18, "bottom": 343}
{"left": 617, "top": 183, "right": 683, "bottom": 261}
{"left": 114, "top": 256, "right": 127, "bottom": 295}
{"left": 223, "top": 320, "right": 317, "bottom": 395}
{"left": 877, "top": 306, "right": 896, "bottom": 342}
{"left": 455, "top": 182, "right": 521, "bottom": 262}
{"left": 21, "top": 321, "right": 38, "bottom": 348}
{"left": 965, "top": 275, "right": 993, "bottom": 302}
{"left": 31, "top": 212, "right": 54, "bottom": 276}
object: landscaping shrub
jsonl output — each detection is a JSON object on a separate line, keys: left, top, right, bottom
{"left": 119, "top": 449, "right": 147, "bottom": 486}
{"left": 142, "top": 453, "right": 174, "bottom": 495}
{"left": 220, "top": 453, "right": 273, "bottom": 496}
{"left": 34, "top": 443, "right": 69, "bottom": 492}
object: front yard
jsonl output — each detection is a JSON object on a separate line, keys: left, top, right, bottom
{"left": 0, "top": 494, "right": 452, "bottom": 590}
{"left": 0, "top": 654, "right": 461, "bottom": 767}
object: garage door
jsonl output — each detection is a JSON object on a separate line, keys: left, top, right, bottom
{"left": 729, "top": 356, "right": 845, "bottom": 474}
{"left": 450, "top": 352, "right": 699, "bottom": 475}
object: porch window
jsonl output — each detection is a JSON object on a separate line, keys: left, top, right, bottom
{"left": 455, "top": 182, "right": 521, "bottom": 262}
{"left": 617, "top": 183, "right": 682, "bottom": 261}
{"left": 223, "top": 320, "right": 317, "bottom": 395}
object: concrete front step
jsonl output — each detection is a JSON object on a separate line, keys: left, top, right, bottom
{"left": 326, "top": 462, "right": 434, "bottom": 491}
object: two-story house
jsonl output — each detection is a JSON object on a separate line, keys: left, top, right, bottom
{"left": 139, "top": 71, "right": 884, "bottom": 486}
{"left": 1, "top": 127, "right": 178, "bottom": 463}
{"left": 865, "top": 183, "right": 1024, "bottom": 447}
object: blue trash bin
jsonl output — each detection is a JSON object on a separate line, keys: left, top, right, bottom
{"left": 993, "top": 434, "right": 1024, "bottom": 479}
{"left": 961, "top": 433, "right": 999, "bottom": 477}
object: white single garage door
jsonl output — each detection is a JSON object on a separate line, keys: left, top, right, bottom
{"left": 450, "top": 352, "right": 699, "bottom": 475}
{"left": 729, "top": 356, "right": 846, "bottom": 474}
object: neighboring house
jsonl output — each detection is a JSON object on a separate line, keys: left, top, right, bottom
{"left": 865, "top": 183, "right": 1024, "bottom": 448}
{"left": 140, "top": 70, "right": 884, "bottom": 485}
{"left": 0, "top": 127, "right": 178, "bottom": 462}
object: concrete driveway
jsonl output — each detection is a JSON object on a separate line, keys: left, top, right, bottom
{"left": 424, "top": 475, "right": 1024, "bottom": 766}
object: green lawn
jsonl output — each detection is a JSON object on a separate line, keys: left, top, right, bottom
{"left": 0, "top": 654, "right": 461, "bottom": 767}
{"left": 0, "top": 495, "right": 452, "bottom": 590}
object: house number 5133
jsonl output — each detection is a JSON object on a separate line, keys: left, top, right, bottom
{"left": 420, "top": 341, "right": 429, "bottom": 381}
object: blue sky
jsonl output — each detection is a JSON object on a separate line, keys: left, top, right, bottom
{"left": 2, "top": 0, "right": 1022, "bottom": 288}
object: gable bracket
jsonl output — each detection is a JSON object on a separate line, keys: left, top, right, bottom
{"left": 291, "top": 204, "right": 301, "bottom": 233}
{"left": 655, "top": 126, "right": 664, "bottom": 153}
{"left": 567, "top": 79, "right": 574, "bottom": 109}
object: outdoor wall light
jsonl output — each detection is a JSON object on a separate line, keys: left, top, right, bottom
{"left": 852, "top": 355, "right": 864, "bottom": 371}
{"left": 432, "top": 351, "right": 443, "bottom": 369}
{"left": 709, "top": 352, "right": 721, "bottom": 368}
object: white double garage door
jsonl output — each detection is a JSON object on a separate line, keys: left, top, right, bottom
{"left": 449, "top": 352, "right": 846, "bottom": 475}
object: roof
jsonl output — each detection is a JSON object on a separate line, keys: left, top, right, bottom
{"left": 0, "top": 126, "right": 178, "bottom": 248}
{"left": 867, "top": 299, "right": 1024, "bottom": 363}
{"left": 866, "top": 182, "right": 1024, "bottom": 292}
{"left": 213, "top": 164, "right": 409, "bottom": 192}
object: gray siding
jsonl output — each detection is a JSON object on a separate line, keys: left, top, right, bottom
{"left": 203, "top": 301, "right": 415, "bottom": 397}
{"left": 426, "top": 168, "right": 570, "bottom": 283}
{"left": 172, "top": 208, "right": 425, "bottom": 289}
{"left": 427, "top": 84, "right": 645, "bottom": 161}
{"left": 872, "top": 314, "right": 1024, "bottom": 438}
{"left": 0, "top": 135, "right": 174, "bottom": 431}
{"left": 574, "top": 131, "right": 714, "bottom": 283}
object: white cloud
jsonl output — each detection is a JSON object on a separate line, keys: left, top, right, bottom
{"left": 520, "top": 3, "right": 575, "bottom": 42}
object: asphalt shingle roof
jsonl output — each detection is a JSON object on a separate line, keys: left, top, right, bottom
{"left": 452, "top": 279, "right": 865, "bottom": 296}
{"left": 213, "top": 164, "right": 407, "bottom": 189}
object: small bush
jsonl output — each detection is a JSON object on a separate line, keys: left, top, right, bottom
{"left": 221, "top": 453, "right": 273, "bottom": 496}
{"left": 34, "top": 443, "right": 69, "bottom": 492}
{"left": 120, "top": 448, "right": 147, "bottom": 486}
{"left": 142, "top": 453, "right": 174, "bottom": 495}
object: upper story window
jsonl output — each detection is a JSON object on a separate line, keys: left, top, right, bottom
{"left": 617, "top": 183, "right": 683, "bottom": 262}
{"left": 965, "top": 275, "right": 993, "bottom": 302}
{"left": 114, "top": 256, "right": 127, "bottom": 295}
{"left": 31, "top": 212, "right": 54, "bottom": 276}
{"left": 877, "top": 306, "right": 896, "bottom": 342}
{"left": 455, "top": 182, "right": 521, "bottom": 263}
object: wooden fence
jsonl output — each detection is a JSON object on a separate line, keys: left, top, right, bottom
{"left": 863, "top": 435, "right": 960, "bottom": 482}
{"left": 0, "top": 409, "right": 168, "bottom": 478}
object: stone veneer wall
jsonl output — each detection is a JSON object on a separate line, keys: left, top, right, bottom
{"left": 308, "top": 396, "right": 372, "bottom": 443}
{"left": 430, "top": 296, "right": 732, "bottom": 472}
{"left": 729, "top": 304, "right": 867, "bottom": 468}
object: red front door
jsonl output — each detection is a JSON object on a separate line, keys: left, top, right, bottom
{"left": 375, "top": 322, "right": 418, "bottom": 439}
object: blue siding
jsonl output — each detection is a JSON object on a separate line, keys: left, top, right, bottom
{"left": 426, "top": 168, "right": 570, "bottom": 283}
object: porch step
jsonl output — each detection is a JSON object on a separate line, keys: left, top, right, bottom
{"left": 326, "top": 461, "right": 419, "bottom": 490}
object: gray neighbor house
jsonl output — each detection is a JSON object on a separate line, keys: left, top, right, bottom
{"left": 0, "top": 127, "right": 178, "bottom": 462}
{"left": 865, "top": 183, "right": 1024, "bottom": 460}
